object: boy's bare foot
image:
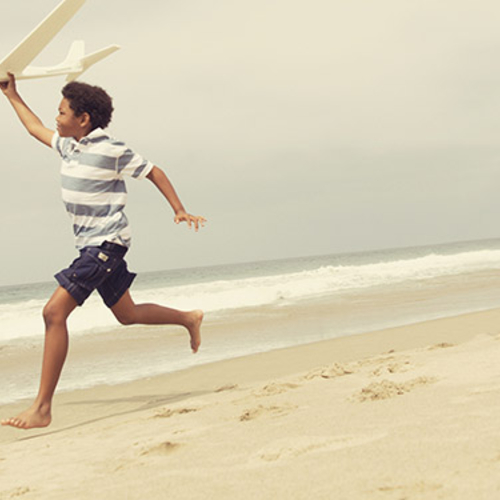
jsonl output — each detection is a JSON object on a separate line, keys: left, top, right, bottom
{"left": 1, "top": 403, "right": 51, "bottom": 430}
{"left": 186, "top": 309, "right": 203, "bottom": 353}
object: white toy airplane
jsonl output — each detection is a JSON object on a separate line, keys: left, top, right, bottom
{"left": 0, "top": 0, "right": 119, "bottom": 83}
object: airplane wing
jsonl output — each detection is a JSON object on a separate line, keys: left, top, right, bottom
{"left": 0, "top": 0, "right": 86, "bottom": 77}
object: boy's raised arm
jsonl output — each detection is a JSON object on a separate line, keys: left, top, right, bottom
{"left": 0, "top": 73, "right": 54, "bottom": 147}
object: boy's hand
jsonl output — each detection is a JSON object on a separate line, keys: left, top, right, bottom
{"left": 174, "top": 211, "right": 207, "bottom": 231}
{"left": 0, "top": 73, "right": 18, "bottom": 99}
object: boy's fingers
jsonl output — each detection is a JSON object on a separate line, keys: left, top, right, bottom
{"left": 196, "top": 216, "right": 206, "bottom": 230}
{"left": 175, "top": 214, "right": 206, "bottom": 230}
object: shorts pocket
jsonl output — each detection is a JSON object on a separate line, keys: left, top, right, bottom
{"left": 70, "top": 250, "right": 116, "bottom": 291}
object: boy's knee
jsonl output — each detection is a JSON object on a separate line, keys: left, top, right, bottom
{"left": 43, "top": 302, "right": 66, "bottom": 326}
{"left": 114, "top": 310, "right": 136, "bottom": 326}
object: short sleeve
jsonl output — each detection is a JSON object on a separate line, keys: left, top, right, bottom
{"left": 51, "top": 131, "right": 74, "bottom": 159}
{"left": 116, "top": 147, "right": 154, "bottom": 180}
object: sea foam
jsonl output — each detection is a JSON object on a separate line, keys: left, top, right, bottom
{"left": 1, "top": 247, "right": 500, "bottom": 344}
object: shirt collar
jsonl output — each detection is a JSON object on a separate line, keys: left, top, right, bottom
{"left": 79, "top": 128, "right": 108, "bottom": 145}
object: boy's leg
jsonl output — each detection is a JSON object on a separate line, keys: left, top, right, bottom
{"left": 110, "top": 290, "right": 203, "bottom": 353}
{"left": 1, "top": 287, "right": 78, "bottom": 429}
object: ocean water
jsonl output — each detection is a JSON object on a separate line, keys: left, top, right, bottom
{"left": 2, "top": 238, "right": 500, "bottom": 404}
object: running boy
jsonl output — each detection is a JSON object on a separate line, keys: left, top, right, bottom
{"left": 1, "top": 73, "right": 206, "bottom": 429}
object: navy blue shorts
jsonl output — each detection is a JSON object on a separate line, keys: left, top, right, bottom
{"left": 55, "top": 241, "right": 136, "bottom": 307}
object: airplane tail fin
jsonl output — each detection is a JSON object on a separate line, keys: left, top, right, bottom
{"left": 65, "top": 44, "right": 120, "bottom": 81}
{"left": 63, "top": 40, "right": 85, "bottom": 65}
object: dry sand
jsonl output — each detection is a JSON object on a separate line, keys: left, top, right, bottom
{"left": 2, "top": 309, "right": 500, "bottom": 499}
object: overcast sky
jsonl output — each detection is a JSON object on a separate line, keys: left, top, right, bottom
{"left": 1, "top": 0, "right": 500, "bottom": 286}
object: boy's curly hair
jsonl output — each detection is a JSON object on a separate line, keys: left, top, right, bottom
{"left": 61, "top": 81, "right": 113, "bottom": 130}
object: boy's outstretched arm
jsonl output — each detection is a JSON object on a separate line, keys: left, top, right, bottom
{"left": 0, "top": 73, "right": 54, "bottom": 147}
{"left": 146, "top": 165, "right": 207, "bottom": 231}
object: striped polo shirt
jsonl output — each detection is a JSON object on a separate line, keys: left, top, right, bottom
{"left": 52, "top": 128, "right": 154, "bottom": 249}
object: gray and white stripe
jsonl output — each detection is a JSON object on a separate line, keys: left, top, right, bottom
{"left": 52, "top": 128, "right": 153, "bottom": 249}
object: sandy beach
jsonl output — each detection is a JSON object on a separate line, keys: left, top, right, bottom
{"left": 1, "top": 308, "right": 500, "bottom": 499}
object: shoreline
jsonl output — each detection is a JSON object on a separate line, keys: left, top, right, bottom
{"left": 2, "top": 306, "right": 499, "bottom": 440}
{"left": 4, "top": 269, "right": 500, "bottom": 406}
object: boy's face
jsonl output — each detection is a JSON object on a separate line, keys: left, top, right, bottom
{"left": 56, "top": 98, "right": 87, "bottom": 139}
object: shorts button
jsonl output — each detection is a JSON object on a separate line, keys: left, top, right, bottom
{"left": 107, "top": 268, "right": 111, "bottom": 272}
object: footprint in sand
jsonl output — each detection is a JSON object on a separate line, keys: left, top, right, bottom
{"left": 376, "top": 481, "right": 443, "bottom": 496}
{"left": 253, "top": 382, "right": 300, "bottom": 397}
{"left": 352, "top": 376, "right": 437, "bottom": 402}
{"left": 356, "top": 354, "right": 415, "bottom": 376}
{"left": 215, "top": 384, "right": 239, "bottom": 393}
{"left": 251, "top": 433, "right": 387, "bottom": 463}
{"left": 239, "top": 404, "right": 297, "bottom": 422}
{"left": 0, "top": 487, "right": 31, "bottom": 499}
{"left": 303, "top": 362, "right": 356, "bottom": 381}
{"left": 303, "top": 356, "right": 418, "bottom": 382}
{"left": 140, "top": 441, "right": 180, "bottom": 457}
{"left": 370, "top": 359, "right": 413, "bottom": 377}
{"left": 427, "top": 342, "right": 455, "bottom": 350}
{"left": 153, "top": 407, "right": 198, "bottom": 419}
